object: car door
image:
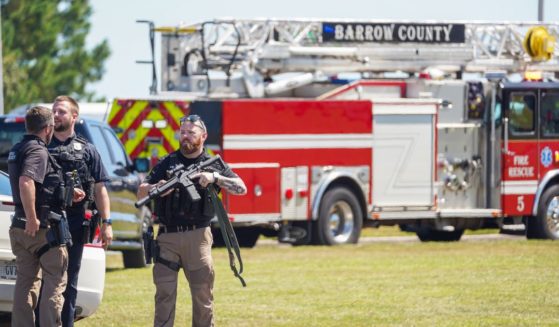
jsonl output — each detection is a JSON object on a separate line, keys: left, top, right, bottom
{"left": 87, "top": 123, "right": 142, "bottom": 240}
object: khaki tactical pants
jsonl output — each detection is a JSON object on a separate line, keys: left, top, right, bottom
{"left": 153, "top": 227, "right": 214, "bottom": 327}
{"left": 9, "top": 228, "right": 68, "bottom": 327}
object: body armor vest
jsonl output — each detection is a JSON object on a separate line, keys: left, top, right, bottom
{"left": 154, "top": 152, "right": 215, "bottom": 226}
{"left": 49, "top": 136, "right": 95, "bottom": 210}
{"left": 9, "top": 138, "right": 65, "bottom": 225}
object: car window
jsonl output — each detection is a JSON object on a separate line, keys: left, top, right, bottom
{"left": 103, "top": 127, "right": 128, "bottom": 166}
{"left": 0, "top": 121, "right": 25, "bottom": 156}
{"left": 88, "top": 125, "right": 113, "bottom": 165}
{"left": 74, "top": 123, "right": 89, "bottom": 141}
{"left": 0, "top": 172, "right": 11, "bottom": 196}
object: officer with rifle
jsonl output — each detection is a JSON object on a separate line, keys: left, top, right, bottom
{"left": 8, "top": 106, "right": 84, "bottom": 327}
{"left": 137, "top": 114, "right": 247, "bottom": 327}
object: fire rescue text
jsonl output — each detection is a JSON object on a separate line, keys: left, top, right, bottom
{"left": 509, "top": 155, "right": 535, "bottom": 178}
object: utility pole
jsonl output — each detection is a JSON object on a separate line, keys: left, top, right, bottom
{"left": 538, "top": 0, "right": 544, "bottom": 22}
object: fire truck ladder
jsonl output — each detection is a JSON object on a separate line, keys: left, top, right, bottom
{"left": 153, "top": 19, "right": 559, "bottom": 96}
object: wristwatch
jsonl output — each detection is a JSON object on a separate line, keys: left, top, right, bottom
{"left": 102, "top": 218, "right": 112, "bottom": 225}
{"left": 213, "top": 172, "right": 220, "bottom": 184}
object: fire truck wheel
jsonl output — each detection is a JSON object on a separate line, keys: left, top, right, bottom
{"left": 234, "top": 227, "right": 260, "bottom": 248}
{"left": 529, "top": 184, "right": 559, "bottom": 240}
{"left": 416, "top": 228, "right": 464, "bottom": 242}
{"left": 315, "top": 187, "right": 363, "bottom": 245}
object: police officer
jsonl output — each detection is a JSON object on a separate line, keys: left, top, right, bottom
{"left": 138, "top": 114, "right": 247, "bottom": 327}
{"left": 45, "top": 95, "right": 112, "bottom": 327}
{"left": 8, "top": 106, "right": 83, "bottom": 327}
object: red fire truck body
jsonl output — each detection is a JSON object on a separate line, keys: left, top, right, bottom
{"left": 109, "top": 20, "right": 559, "bottom": 245}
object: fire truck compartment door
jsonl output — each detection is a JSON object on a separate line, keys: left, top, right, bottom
{"left": 225, "top": 163, "right": 281, "bottom": 223}
{"left": 372, "top": 102, "right": 437, "bottom": 207}
{"left": 280, "top": 166, "right": 309, "bottom": 220}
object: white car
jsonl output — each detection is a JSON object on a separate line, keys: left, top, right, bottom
{"left": 0, "top": 170, "right": 105, "bottom": 321}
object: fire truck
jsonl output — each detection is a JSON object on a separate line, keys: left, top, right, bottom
{"left": 108, "top": 19, "right": 559, "bottom": 246}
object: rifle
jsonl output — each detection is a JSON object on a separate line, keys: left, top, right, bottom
{"left": 135, "top": 155, "right": 227, "bottom": 208}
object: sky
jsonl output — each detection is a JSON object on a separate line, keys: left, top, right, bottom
{"left": 86, "top": 0, "right": 559, "bottom": 100}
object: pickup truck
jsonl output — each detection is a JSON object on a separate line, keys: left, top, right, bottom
{"left": 0, "top": 114, "right": 151, "bottom": 268}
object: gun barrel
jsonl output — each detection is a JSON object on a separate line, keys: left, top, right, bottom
{"left": 135, "top": 196, "right": 150, "bottom": 208}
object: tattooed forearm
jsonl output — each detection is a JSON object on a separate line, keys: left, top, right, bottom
{"left": 217, "top": 177, "right": 247, "bottom": 195}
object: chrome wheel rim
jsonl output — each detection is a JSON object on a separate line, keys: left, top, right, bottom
{"left": 327, "top": 200, "right": 354, "bottom": 243}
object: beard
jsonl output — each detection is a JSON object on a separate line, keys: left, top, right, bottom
{"left": 54, "top": 120, "right": 71, "bottom": 132}
{"left": 180, "top": 137, "right": 203, "bottom": 155}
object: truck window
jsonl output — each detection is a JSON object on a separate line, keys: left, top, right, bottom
{"left": 508, "top": 92, "right": 535, "bottom": 136}
{"left": 103, "top": 127, "right": 128, "bottom": 166}
{"left": 541, "top": 92, "right": 559, "bottom": 138}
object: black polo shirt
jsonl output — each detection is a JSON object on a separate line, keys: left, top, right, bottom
{"left": 8, "top": 135, "right": 49, "bottom": 217}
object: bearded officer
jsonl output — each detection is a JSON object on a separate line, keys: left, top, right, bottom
{"left": 138, "top": 114, "right": 247, "bottom": 327}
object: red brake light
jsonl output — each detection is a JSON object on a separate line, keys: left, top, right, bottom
{"left": 4, "top": 117, "right": 25, "bottom": 123}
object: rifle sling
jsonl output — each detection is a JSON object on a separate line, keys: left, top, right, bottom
{"left": 208, "top": 185, "right": 246, "bottom": 287}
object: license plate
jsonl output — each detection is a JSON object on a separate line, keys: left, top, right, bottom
{"left": 0, "top": 260, "right": 17, "bottom": 280}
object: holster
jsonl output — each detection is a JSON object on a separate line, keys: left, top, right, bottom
{"left": 82, "top": 219, "right": 91, "bottom": 244}
{"left": 46, "top": 211, "right": 73, "bottom": 248}
{"left": 143, "top": 226, "right": 155, "bottom": 264}
{"left": 153, "top": 240, "right": 180, "bottom": 271}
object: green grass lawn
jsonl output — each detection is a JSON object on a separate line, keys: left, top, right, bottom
{"left": 78, "top": 239, "right": 559, "bottom": 327}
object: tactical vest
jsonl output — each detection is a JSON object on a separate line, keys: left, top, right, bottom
{"left": 9, "top": 138, "right": 65, "bottom": 225}
{"left": 153, "top": 152, "right": 215, "bottom": 226}
{"left": 49, "top": 135, "right": 95, "bottom": 210}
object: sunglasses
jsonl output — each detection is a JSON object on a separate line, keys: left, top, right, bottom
{"left": 180, "top": 114, "right": 206, "bottom": 132}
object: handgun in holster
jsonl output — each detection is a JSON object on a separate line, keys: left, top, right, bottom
{"left": 46, "top": 211, "right": 73, "bottom": 248}
{"left": 143, "top": 226, "right": 155, "bottom": 264}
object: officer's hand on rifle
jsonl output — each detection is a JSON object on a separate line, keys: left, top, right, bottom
{"left": 191, "top": 172, "right": 216, "bottom": 188}
{"left": 155, "top": 179, "right": 175, "bottom": 197}
{"left": 73, "top": 188, "right": 86, "bottom": 203}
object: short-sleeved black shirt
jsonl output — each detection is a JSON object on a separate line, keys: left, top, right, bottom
{"left": 8, "top": 135, "right": 49, "bottom": 215}
{"left": 145, "top": 149, "right": 237, "bottom": 185}
{"left": 49, "top": 133, "right": 109, "bottom": 230}
{"left": 49, "top": 134, "right": 110, "bottom": 184}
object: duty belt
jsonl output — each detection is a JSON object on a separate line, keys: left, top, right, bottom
{"left": 158, "top": 223, "right": 209, "bottom": 235}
